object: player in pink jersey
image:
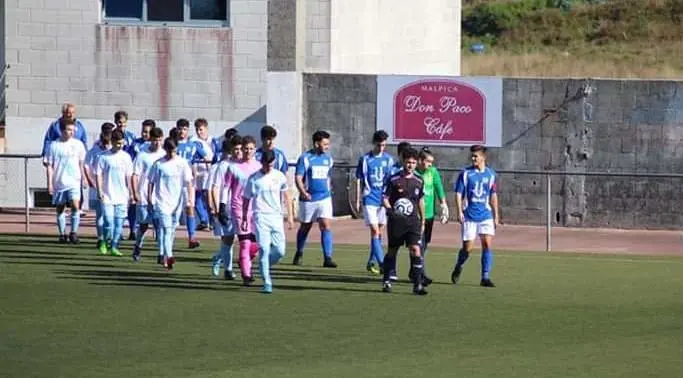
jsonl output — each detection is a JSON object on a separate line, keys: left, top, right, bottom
{"left": 224, "top": 135, "right": 262, "bottom": 285}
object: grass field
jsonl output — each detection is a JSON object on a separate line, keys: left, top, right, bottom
{"left": 2, "top": 233, "right": 683, "bottom": 378}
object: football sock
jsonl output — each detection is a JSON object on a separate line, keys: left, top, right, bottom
{"left": 187, "top": 215, "right": 197, "bottom": 240}
{"left": 112, "top": 217, "right": 124, "bottom": 248}
{"left": 157, "top": 227, "right": 166, "bottom": 256}
{"left": 296, "top": 228, "right": 309, "bottom": 254}
{"left": 371, "top": 236, "right": 384, "bottom": 265}
{"left": 95, "top": 205, "right": 104, "bottom": 240}
{"left": 56, "top": 212, "right": 66, "bottom": 235}
{"left": 482, "top": 248, "right": 493, "bottom": 280}
{"left": 70, "top": 209, "right": 80, "bottom": 233}
{"left": 259, "top": 241, "right": 272, "bottom": 286}
{"left": 221, "top": 241, "right": 234, "bottom": 271}
{"left": 411, "top": 257, "right": 424, "bottom": 288}
{"left": 239, "top": 239, "right": 253, "bottom": 278}
{"left": 321, "top": 229, "right": 333, "bottom": 259}
{"left": 136, "top": 223, "right": 149, "bottom": 248}
{"left": 456, "top": 249, "right": 470, "bottom": 268}
{"left": 382, "top": 253, "right": 396, "bottom": 282}
{"left": 163, "top": 227, "right": 174, "bottom": 258}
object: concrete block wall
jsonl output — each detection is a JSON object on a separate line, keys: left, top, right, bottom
{"left": 302, "top": 74, "right": 683, "bottom": 230}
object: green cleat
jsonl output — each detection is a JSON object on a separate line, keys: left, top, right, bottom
{"left": 98, "top": 241, "right": 108, "bottom": 255}
{"left": 110, "top": 248, "right": 123, "bottom": 257}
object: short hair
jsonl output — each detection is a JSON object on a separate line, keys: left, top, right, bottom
{"left": 111, "top": 129, "right": 124, "bottom": 142}
{"left": 61, "top": 103, "right": 76, "bottom": 113}
{"left": 242, "top": 135, "right": 257, "bottom": 146}
{"left": 260, "top": 149, "right": 276, "bottom": 164}
{"left": 59, "top": 118, "right": 75, "bottom": 131}
{"left": 194, "top": 118, "right": 208, "bottom": 128}
{"left": 142, "top": 119, "right": 156, "bottom": 128}
{"left": 229, "top": 135, "right": 243, "bottom": 148}
{"left": 260, "top": 125, "right": 277, "bottom": 140}
{"left": 221, "top": 138, "right": 233, "bottom": 154}
{"left": 419, "top": 147, "right": 433, "bottom": 160}
{"left": 397, "top": 142, "right": 411, "bottom": 157}
{"left": 372, "top": 130, "right": 389, "bottom": 144}
{"left": 163, "top": 137, "right": 177, "bottom": 151}
{"left": 100, "top": 122, "right": 115, "bottom": 133}
{"left": 114, "top": 110, "right": 128, "bottom": 122}
{"left": 470, "top": 144, "right": 487, "bottom": 154}
{"left": 402, "top": 147, "right": 419, "bottom": 161}
{"left": 176, "top": 118, "right": 190, "bottom": 128}
{"left": 150, "top": 127, "right": 164, "bottom": 138}
{"left": 224, "top": 128, "right": 238, "bottom": 139}
{"left": 100, "top": 129, "right": 113, "bottom": 143}
{"left": 312, "top": 130, "right": 330, "bottom": 143}
{"left": 169, "top": 128, "right": 180, "bottom": 141}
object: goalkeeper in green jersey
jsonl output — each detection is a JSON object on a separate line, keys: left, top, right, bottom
{"left": 409, "top": 147, "right": 449, "bottom": 283}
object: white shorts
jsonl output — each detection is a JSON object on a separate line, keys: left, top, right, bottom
{"left": 363, "top": 204, "right": 386, "bottom": 226}
{"left": 461, "top": 219, "right": 495, "bottom": 242}
{"left": 298, "top": 198, "right": 333, "bottom": 223}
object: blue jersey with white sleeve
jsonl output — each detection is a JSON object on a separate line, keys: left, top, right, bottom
{"left": 176, "top": 138, "right": 209, "bottom": 165}
{"left": 355, "top": 151, "right": 395, "bottom": 206}
{"left": 454, "top": 166, "right": 497, "bottom": 222}
{"left": 295, "top": 150, "right": 333, "bottom": 202}
{"left": 255, "top": 147, "right": 289, "bottom": 174}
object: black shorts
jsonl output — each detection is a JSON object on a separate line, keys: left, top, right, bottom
{"left": 422, "top": 218, "right": 434, "bottom": 244}
{"left": 387, "top": 216, "right": 422, "bottom": 248}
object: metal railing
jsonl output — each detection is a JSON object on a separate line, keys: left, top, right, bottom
{"left": 3, "top": 154, "right": 683, "bottom": 251}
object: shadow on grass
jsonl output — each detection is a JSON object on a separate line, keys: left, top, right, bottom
{"left": 1, "top": 260, "right": 120, "bottom": 269}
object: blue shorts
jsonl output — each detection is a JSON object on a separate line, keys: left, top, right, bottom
{"left": 136, "top": 204, "right": 154, "bottom": 225}
{"left": 213, "top": 203, "right": 234, "bottom": 237}
{"left": 89, "top": 198, "right": 102, "bottom": 212}
{"left": 52, "top": 188, "right": 81, "bottom": 206}
{"left": 102, "top": 203, "right": 127, "bottom": 219}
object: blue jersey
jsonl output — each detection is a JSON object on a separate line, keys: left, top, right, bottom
{"left": 355, "top": 151, "right": 395, "bottom": 206}
{"left": 41, "top": 118, "right": 88, "bottom": 157}
{"left": 390, "top": 162, "right": 403, "bottom": 176}
{"left": 255, "top": 147, "right": 289, "bottom": 174}
{"left": 454, "top": 166, "right": 497, "bottom": 222}
{"left": 119, "top": 129, "right": 137, "bottom": 158}
{"left": 176, "top": 138, "right": 209, "bottom": 165}
{"left": 295, "top": 150, "right": 333, "bottom": 202}
{"left": 128, "top": 137, "right": 147, "bottom": 160}
{"left": 211, "top": 136, "right": 224, "bottom": 163}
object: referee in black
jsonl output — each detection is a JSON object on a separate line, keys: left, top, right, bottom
{"left": 382, "top": 147, "right": 429, "bottom": 296}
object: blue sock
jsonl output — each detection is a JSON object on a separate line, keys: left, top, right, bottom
{"left": 95, "top": 205, "right": 104, "bottom": 240}
{"left": 113, "top": 217, "right": 124, "bottom": 248}
{"left": 296, "top": 228, "right": 309, "bottom": 254}
{"left": 70, "top": 209, "right": 80, "bottom": 233}
{"left": 56, "top": 212, "right": 66, "bottom": 235}
{"left": 164, "top": 227, "right": 175, "bottom": 257}
{"left": 321, "top": 229, "right": 333, "bottom": 259}
{"left": 382, "top": 253, "right": 396, "bottom": 282}
{"left": 157, "top": 227, "right": 166, "bottom": 256}
{"left": 371, "top": 237, "right": 384, "bottom": 265}
{"left": 456, "top": 249, "right": 470, "bottom": 268}
{"left": 482, "top": 248, "right": 493, "bottom": 280}
{"left": 187, "top": 215, "right": 197, "bottom": 239}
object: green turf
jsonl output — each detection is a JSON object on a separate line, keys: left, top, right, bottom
{"left": 1, "top": 233, "right": 683, "bottom": 378}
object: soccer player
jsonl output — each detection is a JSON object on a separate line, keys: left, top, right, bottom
{"left": 41, "top": 103, "right": 88, "bottom": 161}
{"left": 254, "top": 125, "right": 288, "bottom": 174}
{"left": 212, "top": 128, "right": 238, "bottom": 163}
{"left": 224, "top": 135, "right": 262, "bottom": 285}
{"left": 355, "top": 130, "right": 394, "bottom": 275}
{"left": 96, "top": 130, "right": 134, "bottom": 256}
{"left": 242, "top": 149, "right": 294, "bottom": 294}
{"left": 84, "top": 123, "right": 114, "bottom": 252}
{"left": 409, "top": 147, "right": 448, "bottom": 283}
{"left": 131, "top": 127, "right": 165, "bottom": 261}
{"left": 113, "top": 110, "right": 138, "bottom": 241}
{"left": 385, "top": 141, "right": 412, "bottom": 281}
{"left": 43, "top": 118, "right": 87, "bottom": 243}
{"left": 292, "top": 130, "right": 337, "bottom": 268}
{"left": 208, "top": 135, "right": 243, "bottom": 280}
{"left": 381, "top": 147, "right": 428, "bottom": 295}
{"left": 130, "top": 119, "right": 156, "bottom": 159}
{"left": 148, "top": 137, "right": 194, "bottom": 270}
{"left": 175, "top": 118, "right": 210, "bottom": 248}
{"left": 192, "top": 118, "right": 215, "bottom": 231}
{"left": 451, "top": 145, "right": 499, "bottom": 288}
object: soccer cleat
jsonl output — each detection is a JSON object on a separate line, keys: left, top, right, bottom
{"left": 262, "top": 283, "right": 273, "bottom": 294}
{"left": 480, "top": 278, "right": 496, "bottom": 288}
{"left": 211, "top": 256, "right": 221, "bottom": 277}
{"left": 366, "top": 263, "right": 380, "bottom": 275}
{"left": 422, "top": 275, "right": 433, "bottom": 287}
{"left": 382, "top": 281, "right": 392, "bottom": 293}
{"left": 132, "top": 246, "right": 141, "bottom": 262}
{"left": 69, "top": 232, "right": 80, "bottom": 244}
{"left": 157, "top": 255, "right": 164, "bottom": 265}
{"left": 413, "top": 284, "right": 428, "bottom": 296}
{"left": 224, "top": 270, "right": 236, "bottom": 280}
{"left": 322, "top": 258, "right": 337, "bottom": 268}
{"left": 58, "top": 235, "right": 68, "bottom": 244}
{"left": 389, "top": 274, "right": 398, "bottom": 282}
{"left": 110, "top": 248, "right": 123, "bottom": 257}
{"left": 197, "top": 223, "right": 209, "bottom": 231}
{"left": 166, "top": 256, "right": 176, "bottom": 271}
{"left": 97, "top": 241, "right": 108, "bottom": 255}
{"left": 292, "top": 252, "right": 303, "bottom": 266}
{"left": 242, "top": 276, "right": 255, "bottom": 286}
{"left": 451, "top": 265, "right": 463, "bottom": 284}
{"left": 188, "top": 239, "right": 200, "bottom": 249}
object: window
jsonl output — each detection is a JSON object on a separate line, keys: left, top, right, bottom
{"left": 102, "top": 0, "right": 229, "bottom": 25}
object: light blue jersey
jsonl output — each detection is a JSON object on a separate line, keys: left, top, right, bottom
{"left": 355, "top": 151, "right": 395, "bottom": 206}
{"left": 255, "top": 147, "right": 289, "bottom": 174}
{"left": 119, "top": 129, "right": 137, "bottom": 158}
{"left": 96, "top": 150, "right": 134, "bottom": 205}
{"left": 454, "top": 166, "right": 497, "bottom": 222}
{"left": 295, "top": 150, "right": 333, "bottom": 202}
{"left": 148, "top": 156, "right": 193, "bottom": 216}
{"left": 243, "top": 170, "right": 289, "bottom": 215}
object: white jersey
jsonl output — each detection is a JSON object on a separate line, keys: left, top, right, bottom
{"left": 148, "top": 156, "right": 193, "bottom": 215}
{"left": 243, "top": 169, "right": 288, "bottom": 215}
{"left": 209, "top": 159, "right": 234, "bottom": 205}
{"left": 132, "top": 148, "right": 165, "bottom": 205}
{"left": 44, "top": 138, "right": 86, "bottom": 193}
{"left": 96, "top": 150, "right": 134, "bottom": 205}
{"left": 84, "top": 142, "right": 110, "bottom": 201}
{"left": 191, "top": 136, "right": 214, "bottom": 190}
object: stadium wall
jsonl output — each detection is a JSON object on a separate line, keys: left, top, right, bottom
{"left": 301, "top": 74, "right": 683, "bottom": 230}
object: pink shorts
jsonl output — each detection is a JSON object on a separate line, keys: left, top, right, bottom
{"left": 231, "top": 212, "right": 255, "bottom": 236}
